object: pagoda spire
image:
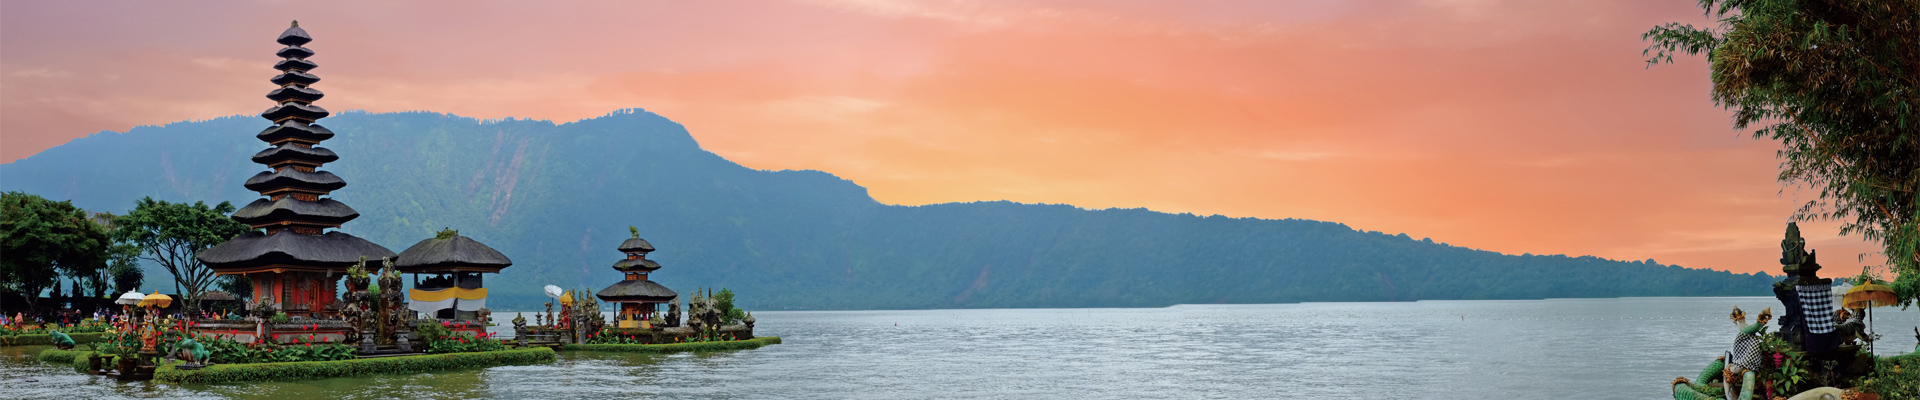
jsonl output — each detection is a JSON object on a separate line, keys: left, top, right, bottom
{"left": 198, "top": 22, "right": 394, "bottom": 315}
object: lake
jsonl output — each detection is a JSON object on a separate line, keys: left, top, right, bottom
{"left": 5, "top": 296, "right": 1918, "bottom": 399}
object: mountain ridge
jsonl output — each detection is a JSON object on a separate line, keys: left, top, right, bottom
{"left": 0, "top": 110, "right": 1777, "bottom": 310}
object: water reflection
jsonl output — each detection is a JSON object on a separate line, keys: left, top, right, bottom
{"left": 5, "top": 297, "right": 1918, "bottom": 399}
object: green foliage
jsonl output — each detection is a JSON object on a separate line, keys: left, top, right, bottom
{"left": 565, "top": 336, "right": 780, "bottom": 353}
{"left": 1646, "top": 0, "right": 1920, "bottom": 304}
{"left": 35, "top": 348, "right": 89, "bottom": 363}
{"left": 269, "top": 312, "right": 290, "bottom": 324}
{"left": 195, "top": 334, "right": 355, "bottom": 364}
{"left": 1860, "top": 354, "right": 1920, "bottom": 400}
{"left": 713, "top": 288, "right": 745, "bottom": 325}
{"left": 0, "top": 332, "right": 109, "bottom": 347}
{"left": 153, "top": 347, "right": 557, "bottom": 384}
{"left": 0, "top": 191, "right": 111, "bottom": 310}
{"left": 0, "top": 112, "right": 1787, "bottom": 310}
{"left": 112, "top": 197, "right": 250, "bottom": 315}
{"left": 414, "top": 320, "right": 507, "bottom": 354}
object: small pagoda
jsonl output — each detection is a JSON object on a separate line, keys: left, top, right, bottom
{"left": 596, "top": 227, "right": 679, "bottom": 328}
{"left": 395, "top": 228, "right": 510, "bottom": 333}
{"left": 197, "top": 21, "right": 395, "bottom": 319}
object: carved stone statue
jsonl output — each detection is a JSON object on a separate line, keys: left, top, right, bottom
{"left": 377, "top": 257, "right": 409, "bottom": 347}
{"left": 666, "top": 298, "right": 682, "bottom": 328}
{"left": 341, "top": 257, "right": 374, "bottom": 343}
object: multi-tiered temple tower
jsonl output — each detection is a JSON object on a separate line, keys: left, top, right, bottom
{"left": 596, "top": 228, "right": 679, "bottom": 328}
{"left": 198, "top": 21, "right": 395, "bottom": 318}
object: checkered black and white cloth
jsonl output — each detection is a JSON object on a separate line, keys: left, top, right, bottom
{"left": 1797, "top": 284, "right": 1836, "bottom": 334}
{"left": 1727, "top": 332, "right": 1765, "bottom": 371}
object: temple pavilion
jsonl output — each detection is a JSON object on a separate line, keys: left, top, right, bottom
{"left": 395, "top": 229, "right": 511, "bottom": 322}
{"left": 596, "top": 228, "right": 679, "bottom": 328}
{"left": 198, "top": 21, "right": 395, "bottom": 317}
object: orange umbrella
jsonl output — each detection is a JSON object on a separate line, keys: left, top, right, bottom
{"left": 1843, "top": 282, "right": 1899, "bottom": 353}
{"left": 139, "top": 291, "right": 173, "bottom": 308}
{"left": 1844, "top": 283, "right": 1898, "bottom": 308}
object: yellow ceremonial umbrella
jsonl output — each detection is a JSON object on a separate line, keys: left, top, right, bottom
{"left": 1844, "top": 282, "right": 1898, "bottom": 353}
{"left": 557, "top": 291, "right": 574, "bottom": 306}
{"left": 139, "top": 291, "right": 173, "bottom": 309}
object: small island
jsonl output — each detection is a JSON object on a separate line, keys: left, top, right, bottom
{"left": 13, "top": 21, "right": 775, "bottom": 386}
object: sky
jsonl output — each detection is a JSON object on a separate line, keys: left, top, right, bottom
{"left": 0, "top": 0, "right": 1886, "bottom": 277}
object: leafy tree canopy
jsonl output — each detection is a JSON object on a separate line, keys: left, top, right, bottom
{"left": 1645, "top": 0, "right": 1920, "bottom": 303}
{"left": 111, "top": 197, "right": 249, "bottom": 315}
{"left": 0, "top": 191, "right": 110, "bottom": 310}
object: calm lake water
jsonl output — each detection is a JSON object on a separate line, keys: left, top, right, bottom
{"left": 5, "top": 297, "right": 1919, "bottom": 399}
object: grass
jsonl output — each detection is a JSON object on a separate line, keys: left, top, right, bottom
{"left": 152, "top": 347, "right": 557, "bottom": 384}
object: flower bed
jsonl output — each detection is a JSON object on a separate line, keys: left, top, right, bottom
{"left": 153, "top": 347, "right": 557, "bottom": 384}
{"left": 1, "top": 332, "right": 109, "bottom": 347}
{"left": 563, "top": 336, "right": 780, "bottom": 353}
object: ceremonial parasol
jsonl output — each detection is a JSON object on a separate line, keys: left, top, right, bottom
{"left": 116, "top": 290, "right": 146, "bottom": 306}
{"left": 1843, "top": 282, "right": 1898, "bottom": 353}
{"left": 139, "top": 291, "right": 173, "bottom": 309}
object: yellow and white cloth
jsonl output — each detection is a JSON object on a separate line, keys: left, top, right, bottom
{"left": 408, "top": 287, "right": 488, "bottom": 314}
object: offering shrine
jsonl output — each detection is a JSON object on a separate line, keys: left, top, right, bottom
{"left": 395, "top": 228, "right": 510, "bottom": 335}
{"left": 197, "top": 21, "right": 396, "bottom": 317}
{"left": 596, "top": 227, "right": 679, "bottom": 328}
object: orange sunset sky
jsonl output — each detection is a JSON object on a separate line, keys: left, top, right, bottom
{"left": 0, "top": 0, "right": 1886, "bottom": 277}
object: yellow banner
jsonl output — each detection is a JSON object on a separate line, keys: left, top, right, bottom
{"left": 408, "top": 287, "right": 488, "bottom": 302}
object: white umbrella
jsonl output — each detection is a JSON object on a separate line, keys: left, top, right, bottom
{"left": 544, "top": 285, "right": 564, "bottom": 299}
{"left": 116, "top": 290, "right": 146, "bottom": 306}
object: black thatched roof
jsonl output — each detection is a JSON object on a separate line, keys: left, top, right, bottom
{"left": 257, "top": 121, "right": 334, "bottom": 144}
{"left": 231, "top": 197, "right": 359, "bottom": 227}
{"left": 244, "top": 168, "right": 345, "bottom": 192}
{"left": 618, "top": 238, "right": 655, "bottom": 253}
{"left": 262, "top": 102, "right": 329, "bottom": 123}
{"left": 273, "top": 58, "right": 317, "bottom": 72}
{"left": 200, "top": 291, "right": 238, "bottom": 301}
{"left": 612, "top": 258, "right": 661, "bottom": 272}
{"left": 266, "top": 85, "right": 324, "bottom": 104}
{"left": 394, "top": 234, "right": 513, "bottom": 273}
{"left": 596, "top": 280, "right": 677, "bottom": 302}
{"left": 251, "top": 142, "right": 337, "bottom": 166}
{"left": 276, "top": 45, "right": 313, "bottom": 59}
{"left": 277, "top": 22, "right": 311, "bottom": 46}
{"left": 198, "top": 230, "right": 395, "bottom": 272}
{"left": 270, "top": 71, "right": 320, "bottom": 87}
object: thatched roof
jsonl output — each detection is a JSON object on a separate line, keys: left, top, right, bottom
{"left": 265, "top": 84, "right": 324, "bottom": 104}
{"left": 275, "top": 45, "right": 313, "bottom": 59}
{"left": 244, "top": 168, "right": 345, "bottom": 192}
{"left": 199, "top": 291, "right": 238, "bottom": 301}
{"left": 269, "top": 71, "right": 320, "bottom": 87}
{"left": 618, "top": 237, "right": 654, "bottom": 253}
{"left": 257, "top": 121, "right": 333, "bottom": 143}
{"left": 277, "top": 21, "right": 311, "bottom": 46}
{"left": 612, "top": 258, "right": 661, "bottom": 272}
{"left": 261, "top": 102, "right": 329, "bottom": 123}
{"left": 198, "top": 230, "right": 395, "bottom": 272}
{"left": 231, "top": 197, "right": 358, "bottom": 227}
{"left": 393, "top": 233, "right": 513, "bottom": 274}
{"left": 251, "top": 142, "right": 337, "bottom": 166}
{"left": 273, "top": 58, "right": 318, "bottom": 72}
{"left": 596, "top": 280, "right": 677, "bottom": 302}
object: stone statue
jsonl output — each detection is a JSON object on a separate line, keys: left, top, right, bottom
{"left": 377, "top": 257, "right": 409, "bottom": 347}
{"left": 174, "top": 338, "right": 209, "bottom": 370}
{"left": 341, "top": 257, "right": 373, "bottom": 343}
{"left": 666, "top": 298, "right": 682, "bottom": 328}
{"left": 48, "top": 330, "right": 75, "bottom": 350}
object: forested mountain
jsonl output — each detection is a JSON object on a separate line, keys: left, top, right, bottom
{"left": 0, "top": 110, "right": 1776, "bottom": 310}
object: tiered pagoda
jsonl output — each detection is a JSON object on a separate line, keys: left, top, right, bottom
{"left": 596, "top": 227, "right": 679, "bottom": 328}
{"left": 395, "top": 228, "right": 511, "bottom": 325}
{"left": 198, "top": 21, "right": 395, "bottom": 318}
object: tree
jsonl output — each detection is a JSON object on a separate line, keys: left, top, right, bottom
{"left": 112, "top": 197, "right": 250, "bottom": 315}
{"left": 0, "top": 191, "right": 110, "bottom": 312}
{"left": 82, "top": 212, "right": 145, "bottom": 298}
{"left": 1645, "top": 0, "right": 1920, "bottom": 303}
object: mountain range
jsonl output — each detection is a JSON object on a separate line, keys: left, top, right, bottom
{"left": 0, "top": 110, "right": 1777, "bottom": 310}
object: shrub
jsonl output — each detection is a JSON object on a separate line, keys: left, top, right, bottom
{"left": 415, "top": 320, "right": 506, "bottom": 354}
{"left": 153, "top": 347, "right": 557, "bottom": 384}
{"left": 0, "top": 332, "right": 108, "bottom": 347}
{"left": 36, "top": 348, "right": 90, "bottom": 363}
{"left": 564, "top": 336, "right": 780, "bottom": 353}
{"left": 197, "top": 334, "right": 355, "bottom": 364}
